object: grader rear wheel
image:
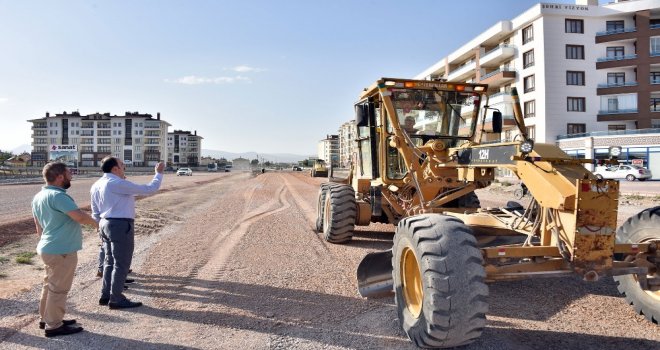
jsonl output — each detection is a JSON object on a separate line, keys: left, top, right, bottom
{"left": 314, "top": 183, "right": 333, "bottom": 233}
{"left": 393, "top": 214, "right": 488, "bottom": 348}
{"left": 322, "top": 184, "right": 356, "bottom": 243}
{"left": 613, "top": 206, "right": 660, "bottom": 324}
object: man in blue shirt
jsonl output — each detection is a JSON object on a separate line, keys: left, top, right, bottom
{"left": 32, "top": 162, "right": 98, "bottom": 337}
{"left": 91, "top": 156, "right": 164, "bottom": 309}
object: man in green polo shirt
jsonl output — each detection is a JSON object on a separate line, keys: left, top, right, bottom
{"left": 32, "top": 162, "right": 98, "bottom": 337}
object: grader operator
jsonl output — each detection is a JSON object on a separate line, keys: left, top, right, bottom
{"left": 315, "top": 78, "right": 659, "bottom": 348}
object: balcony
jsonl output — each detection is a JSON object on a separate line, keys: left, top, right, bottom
{"left": 479, "top": 45, "right": 515, "bottom": 67}
{"left": 479, "top": 68, "right": 516, "bottom": 87}
{"left": 596, "top": 54, "right": 639, "bottom": 70}
{"left": 557, "top": 127, "right": 660, "bottom": 140}
{"left": 597, "top": 54, "right": 637, "bottom": 63}
{"left": 595, "top": 27, "right": 637, "bottom": 44}
{"left": 32, "top": 124, "right": 47, "bottom": 129}
{"left": 596, "top": 107, "right": 639, "bottom": 121}
{"left": 144, "top": 123, "right": 161, "bottom": 129}
{"left": 447, "top": 60, "right": 476, "bottom": 82}
{"left": 596, "top": 81, "right": 638, "bottom": 95}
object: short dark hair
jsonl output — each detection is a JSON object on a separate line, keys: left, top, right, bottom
{"left": 42, "top": 162, "right": 68, "bottom": 183}
{"left": 101, "top": 156, "right": 119, "bottom": 173}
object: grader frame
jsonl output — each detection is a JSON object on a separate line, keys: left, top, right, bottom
{"left": 316, "top": 78, "right": 659, "bottom": 348}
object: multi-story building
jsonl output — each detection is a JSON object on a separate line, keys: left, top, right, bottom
{"left": 338, "top": 120, "right": 357, "bottom": 168}
{"left": 167, "top": 130, "right": 203, "bottom": 166}
{"left": 317, "top": 134, "right": 339, "bottom": 167}
{"left": 416, "top": 0, "right": 660, "bottom": 177}
{"left": 28, "top": 111, "right": 170, "bottom": 167}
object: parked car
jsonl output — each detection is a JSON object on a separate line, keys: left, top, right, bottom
{"left": 292, "top": 166, "right": 302, "bottom": 171}
{"left": 593, "top": 164, "right": 652, "bottom": 181}
{"left": 177, "top": 168, "right": 193, "bottom": 176}
{"left": 165, "top": 166, "right": 175, "bottom": 172}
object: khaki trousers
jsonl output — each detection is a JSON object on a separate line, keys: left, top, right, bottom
{"left": 39, "top": 252, "right": 77, "bottom": 330}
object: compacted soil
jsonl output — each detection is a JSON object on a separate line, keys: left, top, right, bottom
{"left": 0, "top": 171, "right": 658, "bottom": 350}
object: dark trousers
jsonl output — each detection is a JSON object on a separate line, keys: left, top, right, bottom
{"left": 100, "top": 218, "right": 134, "bottom": 303}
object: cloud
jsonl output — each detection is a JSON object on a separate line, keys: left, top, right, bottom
{"left": 228, "top": 65, "right": 266, "bottom": 73}
{"left": 166, "top": 75, "right": 251, "bottom": 85}
{"left": 0, "top": 97, "right": 8, "bottom": 104}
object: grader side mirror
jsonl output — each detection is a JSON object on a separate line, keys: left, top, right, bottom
{"left": 355, "top": 104, "right": 368, "bottom": 127}
{"left": 491, "top": 111, "right": 503, "bottom": 134}
{"left": 355, "top": 102, "right": 375, "bottom": 127}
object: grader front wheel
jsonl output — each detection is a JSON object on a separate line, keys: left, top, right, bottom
{"left": 322, "top": 184, "right": 356, "bottom": 243}
{"left": 613, "top": 206, "right": 660, "bottom": 324}
{"left": 393, "top": 214, "right": 488, "bottom": 348}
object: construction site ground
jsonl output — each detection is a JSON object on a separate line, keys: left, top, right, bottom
{"left": 0, "top": 171, "right": 658, "bottom": 350}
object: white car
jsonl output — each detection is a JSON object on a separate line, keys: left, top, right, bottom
{"left": 177, "top": 168, "right": 193, "bottom": 176}
{"left": 593, "top": 164, "right": 652, "bottom": 181}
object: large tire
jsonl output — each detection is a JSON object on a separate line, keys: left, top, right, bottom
{"left": 322, "top": 184, "right": 356, "bottom": 243}
{"left": 393, "top": 214, "right": 488, "bottom": 348}
{"left": 314, "top": 183, "right": 333, "bottom": 233}
{"left": 613, "top": 206, "right": 660, "bottom": 324}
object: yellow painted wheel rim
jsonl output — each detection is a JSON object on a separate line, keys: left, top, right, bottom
{"left": 401, "top": 246, "right": 423, "bottom": 318}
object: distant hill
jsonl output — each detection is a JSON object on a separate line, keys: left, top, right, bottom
{"left": 10, "top": 144, "right": 31, "bottom": 154}
{"left": 202, "top": 149, "right": 312, "bottom": 163}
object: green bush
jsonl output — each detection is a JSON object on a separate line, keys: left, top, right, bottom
{"left": 0, "top": 256, "right": 9, "bottom": 264}
{"left": 15, "top": 252, "right": 37, "bottom": 264}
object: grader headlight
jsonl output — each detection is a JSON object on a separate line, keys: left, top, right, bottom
{"left": 520, "top": 140, "right": 535, "bottom": 154}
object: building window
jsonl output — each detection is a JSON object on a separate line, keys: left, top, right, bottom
{"left": 651, "top": 98, "right": 660, "bottom": 112}
{"left": 526, "top": 126, "right": 536, "bottom": 140}
{"left": 523, "top": 49, "right": 534, "bottom": 68}
{"left": 566, "top": 71, "right": 585, "bottom": 86}
{"left": 567, "top": 123, "right": 586, "bottom": 135}
{"left": 608, "top": 98, "right": 619, "bottom": 111}
{"left": 608, "top": 124, "right": 626, "bottom": 131}
{"left": 524, "top": 75, "right": 535, "bottom": 93}
{"left": 651, "top": 37, "right": 660, "bottom": 55}
{"left": 651, "top": 72, "right": 660, "bottom": 84}
{"left": 567, "top": 97, "right": 586, "bottom": 112}
{"left": 608, "top": 72, "right": 625, "bottom": 86}
{"left": 606, "top": 20, "right": 624, "bottom": 32}
{"left": 565, "top": 19, "right": 584, "bottom": 33}
{"left": 607, "top": 46, "right": 624, "bottom": 58}
{"left": 522, "top": 25, "right": 534, "bottom": 44}
{"left": 524, "top": 100, "right": 535, "bottom": 118}
{"left": 566, "top": 45, "right": 585, "bottom": 59}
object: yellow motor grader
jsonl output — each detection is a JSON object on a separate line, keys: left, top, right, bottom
{"left": 315, "top": 78, "right": 659, "bottom": 348}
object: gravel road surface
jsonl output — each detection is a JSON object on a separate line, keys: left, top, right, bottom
{"left": 0, "top": 171, "right": 658, "bottom": 349}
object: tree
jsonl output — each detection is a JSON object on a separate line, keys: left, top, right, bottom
{"left": 0, "top": 150, "right": 14, "bottom": 164}
{"left": 250, "top": 159, "right": 259, "bottom": 165}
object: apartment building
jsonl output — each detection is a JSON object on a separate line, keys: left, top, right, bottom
{"left": 317, "top": 134, "right": 339, "bottom": 167}
{"left": 416, "top": 0, "right": 660, "bottom": 177}
{"left": 338, "top": 120, "right": 357, "bottom": 168}
{"left": 167, "top": 130, "right": 203, "bottom": 166}
{"left": 28, "top": 111, "right": 170, "bottom": 167}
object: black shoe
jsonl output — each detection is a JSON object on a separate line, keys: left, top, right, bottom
{"left": 125, "top": 278, "right": 135, "bottom": 284}
{"left": 108, "top": 299, "right": 142, "bottom": 309}
{"left": 99, "top": 297, "right": 109, "bottom": 305}
{"left": 44, "top": 324, "right": 83, "bottom": 337}
{"left": 39, "top": 319, "right": 76, "bottom": 329}
{"left": 124, "top": 285, "right": 129, "bottom": 290}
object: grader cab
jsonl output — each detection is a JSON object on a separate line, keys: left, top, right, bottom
{"left": 315, "top": 78, "right": 660, "bottom": 348}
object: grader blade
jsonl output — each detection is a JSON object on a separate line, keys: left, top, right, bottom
{"left": 356, "top": 249, "right": 394, "bottom": 298}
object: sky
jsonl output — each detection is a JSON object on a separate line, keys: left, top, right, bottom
{"left": 0, "top": 0, "right": 601, "bottom": 156}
